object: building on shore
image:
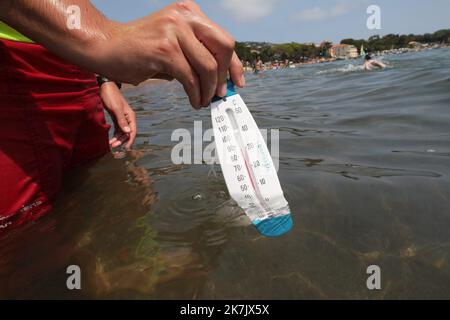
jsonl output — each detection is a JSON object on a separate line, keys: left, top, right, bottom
{"left": 329, "top": 44, "right": 359, "bottom": 59}
{"left": 408, "top": 41, "right": 429, "bottom": 49}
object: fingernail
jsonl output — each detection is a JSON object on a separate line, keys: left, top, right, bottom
{"left": 124, "top": 126, "right": 131, "bottom": 133}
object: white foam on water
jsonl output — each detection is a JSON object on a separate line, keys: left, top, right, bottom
{"left": 316, "top": 63, "right": 366, "bottom": 75}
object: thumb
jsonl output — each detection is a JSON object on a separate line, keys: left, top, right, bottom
{"left": 115, "top": 110, "right": 131, "bottom": 133}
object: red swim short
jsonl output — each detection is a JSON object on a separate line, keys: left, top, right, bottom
{"left": 0, "top": 39, "right": 110, "bottom": 231}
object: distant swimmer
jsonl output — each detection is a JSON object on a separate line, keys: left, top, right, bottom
{"left": 364, "top": 50, "right": 386, "bottom": 70}
{"left": 252, "top": 56, "right": 263, "bottom": 73}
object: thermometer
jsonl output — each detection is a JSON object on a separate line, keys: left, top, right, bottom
{"left": 211, "top": 80, "right": 293, "bottom": 237}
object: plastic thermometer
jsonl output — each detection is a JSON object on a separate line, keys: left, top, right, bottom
{"left": 211, "top": 80, "right": 293, "bottom": 237}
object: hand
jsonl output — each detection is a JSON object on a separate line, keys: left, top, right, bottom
{"left": 96, "top": 0, "right": 245, "bottom": 108}
{"left": 100, "top": 82, "right": 137, "bottom": 150}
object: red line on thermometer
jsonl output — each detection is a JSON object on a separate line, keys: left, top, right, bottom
{"left": 241, "top": 150, "right": 256, "bottom": 191}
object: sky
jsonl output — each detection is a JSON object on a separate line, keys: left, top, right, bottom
{"left": 91, "top": 0, "right": 450, "bottom": 44}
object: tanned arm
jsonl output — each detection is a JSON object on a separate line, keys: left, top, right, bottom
{"left": 0, "top": 0, "right": 116, "bottom": 78}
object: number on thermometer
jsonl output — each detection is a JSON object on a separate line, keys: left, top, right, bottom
{"left": 215, "top": 115, "right": 224, "bottom": 123}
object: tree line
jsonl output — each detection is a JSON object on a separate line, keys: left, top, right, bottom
{"left": 341, "top": 29, "right": 450, "bottom": 52}
{"left": 235, "top": 29, "right": 450, "bottom": 64}
{"left": 235, "top": 42, "right": 332, "bottom": 64}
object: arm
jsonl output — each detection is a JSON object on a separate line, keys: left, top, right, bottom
{"left": 0, "top": 0, "right": 113, "bottom": 77}
{"left": 0, "top": 0, "right": 245, "bottom": 108}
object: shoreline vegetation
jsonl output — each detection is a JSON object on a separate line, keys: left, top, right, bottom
{"left": 236, "top": 29, "right": 450, "bottom": 72}
{"left": 124, "top": 29, "right": 450, "bottom": 89}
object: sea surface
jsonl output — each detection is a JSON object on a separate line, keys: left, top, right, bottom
{"left": 1, "top": 48, "right": 450, "bottom": 299}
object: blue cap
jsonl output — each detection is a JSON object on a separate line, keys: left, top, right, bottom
{"left": 212, "top": 79, "right": 237, "bottom": 103}
{"left": 253, "top": 214, "right": 293, "bottom": 237}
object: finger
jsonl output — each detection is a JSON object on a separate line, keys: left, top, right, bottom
{"left": 125, "top": 110, "right": 137, "bottom": 150}
{"left": 111, "top": 138, "right": 123, "bottom": 148}
{"left": 109, "top": 137, "right": 118, "bottom": 148}
{"left": 109, "top": 137, "right": 118, "bottom": 144}
{"left": 168, "top": 44, "right": 202, "bottom": 109}
{"left": 178, "top": 29, "right": 218, "bottom": 106}
{"left": 111, "top": 133, "right": 129, "bottom": 149}
{"left": 229, "top": 52, "right": 245, "bottom": 88}
{"left": 190, "top": 20, "right": 235, "bottom": 97}
{"left": 115, "top": 107, "right": 131, "bottom": 134}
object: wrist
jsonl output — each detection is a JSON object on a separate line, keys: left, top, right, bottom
{"left": 97, "top": 75, "right": 122, "bottom": 90}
